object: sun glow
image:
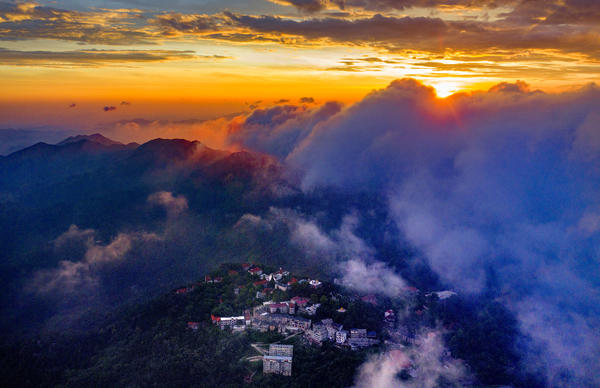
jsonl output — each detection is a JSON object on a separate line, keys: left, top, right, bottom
{"left": 432, "top": 81, "right": 463, "bottom": 98}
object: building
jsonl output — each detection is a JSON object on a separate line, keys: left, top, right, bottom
{"left": 269, "top": 303, "right": 289, "bottom": 314}
{"left": 275, "top": 282, "right": 289, "bottom": 292}
{"left": 263, "top": 344, "right": 293, "bottom": 376}
{"left": 248, "top": 267, "right": 263, "bottom": 276}
{"left": 351, "top": 328, "right": 367, "bottom": 338}
{"left": 211, "top": 315, "right": 247, "bottom": 331}
{"left": 187, "top": 322, "right": 200, "bottom": 330}
{"left": 301, "top": 303, "right": 320, "bottom": 316}
{"left": 251, "top": 313, "right": 311, "bottom": 333}
{"left": 326, "top": 322, "right": 343, "bottom": 340}
{"left": 291, "top": 296, "right": 309, "bottom": 307}
{"left": 307, "top": 324, "right": 329, "bottom": 345}
{"left": 336, "top": 329, "right": 348, "bottom": 344}
{"left": 309, "top": 279, "right": 322, "bottom": 288}
{"left": 269, "top": 344, "right": 293, "bottom": 357}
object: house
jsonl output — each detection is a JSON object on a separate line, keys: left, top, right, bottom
{"left": 213, "top": 277, "right": 223, "bottom": 283}
{"left": 290, "top": 296, "right": 309, "bottom": 307}
{"left": 263, "top": 344, "right": 293, "bottom": 376}
{"left": 275, "top": 283, "right": 289, "bottom": 292}
{"left": 228, "top": 269, "right": 239, "bottom": 276}
{"left": 254, "top": 279, "right": 268, "bottom": 287}
{"left": 187, "top": 322, "right": 200, "bottom": 330}
{"left": 336, "top": 330, "right": 348, "bottom": 344}
{"left": 204, "top": 275, "right": 213, "bottom": 283}
{"left": 337, "top": 307, "right": 347, "bottom": 313}
{"left": 175, "top": 288, "right": 189, "bottom": 294}
{"left": 301, "top": 303, "right": 320, "bottom": 316}
{"left": 287, "top": 277, "right": 298, "bottom": 285}
{"left": 241, "top": 263, "right": 252, "bottom": 271}
{"left": 309, "top": 279, "right": 322, "bottom": 288}
{"left": 248, "top": 267, "right": 263, "bottom": 276}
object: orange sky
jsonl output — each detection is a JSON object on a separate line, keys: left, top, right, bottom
{"left": 1, "top": 0, "right": 599, "bottom": 130}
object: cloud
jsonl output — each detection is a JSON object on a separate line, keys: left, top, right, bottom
{"left": 300, "top": 96, "right": 315, "bottom": 104}
{"left": 338, "top": 259, "right": 406, "bottom": 297}
{"left": 0, "top": 48, "right": 200, "bottom": 67}
{"left": 279, "top": 78, "right": 600, "bottom": 385}
{"left": 237, "top": 208, "right": 408, "bottom": 296}
{"left": 354, "top": 329, "right": 470, "bottom": 388}
{"left": 227, "top": 102, "right": 342, "bottom": 157}
{"left": 0, "top": 1, "right": 153, "bottom": 45}
{"left": 270, "top": 0, "right": 328, "bottom": 13}
{"left": 148, "top": 191, "right": 188, "bottom": 215}
{"left": 31, "top": 226, "right": 160, "bottom": 295}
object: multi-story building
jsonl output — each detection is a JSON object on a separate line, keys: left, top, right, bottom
{"left": 307, "top": 324, "right": 329, "bottom": 344}
{"left": 336, "top": 329, "right": 348, "bottom": 344}
{"left": 263, "top": 344, "right": 293, "bottom": 376}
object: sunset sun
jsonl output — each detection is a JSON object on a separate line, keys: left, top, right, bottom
{"left": 432, "top": 81, "right": 463, "bottom": 98}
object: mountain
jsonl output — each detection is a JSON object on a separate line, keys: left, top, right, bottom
{"left": 0, "top": 128, "right": 76, "bottom": 156}
{"left": 57, "top": 133, "right": 127, "bottom": 147}
{"left": 0, "top": 135, "right": 137, "bottom": 193}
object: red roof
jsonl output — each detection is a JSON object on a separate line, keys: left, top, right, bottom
{"left": 288, "top": 277, "right": 298, "bottom": 285}
{"left": 291, "top": 296, "right": 309, "bottom": 306}
{"left": 228, "top": 270, "right": 239, "bottom": 275}
{"left": 249, "top": 267, "right": 262, "bottom": 273}
{"left": 175, "top": 288, "right": 188, "bottom": 294}
{"left": 254, "top": 280, "right": 268, "bottom": 287}
{"left": 211, "top": 314, "right": 221, "bottom": 322}
{"left": 241, "top": 263, "right": 251, "bottom": 269}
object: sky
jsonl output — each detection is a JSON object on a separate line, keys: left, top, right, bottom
{"left": 1, "top": 0, "right": 599, "bottom": 131}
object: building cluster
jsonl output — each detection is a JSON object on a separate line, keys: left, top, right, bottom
{"left": 263, "top": 344, "right": 293, "bottom": 376}
{"left": 210, "top": 311, "right": 251, "bottom": 332}
{"left": 248, "top": 265, "right": 322, "bottom": 298}
{"left": 305, "top": 319, "right": 379, "bottom": 350}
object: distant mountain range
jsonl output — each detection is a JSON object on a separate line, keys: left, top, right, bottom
{"left": 0, "top": 128, "right": 77, "bottom": 156}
